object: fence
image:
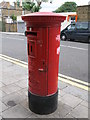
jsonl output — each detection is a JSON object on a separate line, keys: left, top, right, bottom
{"left": 5, "top": 23, "right": 17, "bottom": 32}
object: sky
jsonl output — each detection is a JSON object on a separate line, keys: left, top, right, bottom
{"left": 0, "top": 0, "right": 90, "bottom": 11}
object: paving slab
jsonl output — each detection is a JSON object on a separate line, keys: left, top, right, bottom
{"left": 64, "top": 113, "right": 74, "bottom": 118}
{"left": 89, "top": 109, "right": 90, "bottom": 119}
{"left": 1, "top": 77, "right": 20, "bottom": 86}
{"left": 0, "top": 115, "right": 2, "bottom": 120}
{"left": 2, "top": 62, "right": 27, "bottom": 76}
{"left": 7, "top": 64, "right": 27, "bottom": 75}
{"left": 2, "top": 104, "right": 32, "bottom": 118}
{"left": 0, "top": 82, "right": 5, "bottom": 88}
{"left": 70, "top": 104, "right": 88, "bottom": 118}
{"left": 58, "top": 80, "right": 68, "bottom": 90}
{"left": 15, "top": 79, "right": 28, "bottom": 89}
{"left": 0, "top": 101, "right": 8, "bottom": 113}
{"left": 60, "top": 93, "right": 82, "bottom": 108}
{"left": 2, "top": 61, "right": 12, "bottom": 68}
{"left": 88, "top": 92, "right": 90, "bottom": 103}
{"left": 63, "top": 85, "right": 88, "bottom": 102}
{"left": 58, "top": 89, "right": 66, "bottom": 97}
{"left": 1, "top": 84, "right": 22, "bottom": 94}
{"left": 2, "top": 72, "right": 27, "bottom": 86}
{"left": 2, "top": 92, "right": 26, "bottom": 107}
{"left": 0, "top": 101, "right": 2, "bottom": 113}
{"left": 58, "top": 95, "right": 62, "bottom": 101}
{"left": 80, "top": 100, "right": 88, "bottom": 108}
{"left": 17, "top": 88, "right": 28, "bottom": 97}
{"left": 89, "top": 102, "right": 90, "bottom": 109}
{"left": 0, "top": 90, "right": 7, "bottom": 98}
{"left": 20, "top": 98, "right": 29, "bottom": 111}
{"left": 12, "top": 73, "right": 27, "bottom": 81}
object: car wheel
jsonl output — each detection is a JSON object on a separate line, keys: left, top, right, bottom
{"left": 61, "top": 34, "right": 67, "bottom": 41}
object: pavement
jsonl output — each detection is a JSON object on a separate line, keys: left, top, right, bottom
{"left": 0, "top": 55, "right": 89, "bottom": 119}
{"left": 0, "top": 32, "right": 24, "bottom": 36}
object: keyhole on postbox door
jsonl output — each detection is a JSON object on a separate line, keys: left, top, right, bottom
{"left": 43, "top": 61, "right": 45, "bottom": 65}
{"left": 31, "top": 45, "right": 32, "bottom": 52}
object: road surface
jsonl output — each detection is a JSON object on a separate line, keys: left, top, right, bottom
{"left": 0, "top": 33, "right": 89, "bottom": 83}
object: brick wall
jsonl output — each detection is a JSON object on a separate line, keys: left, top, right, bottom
{"left": 77, "top": 5, "right": 90, "bottom": 22}
{"left": 24, "top": 10, "right": 31, "bottom": 14}
{"left": 0, "top": 8, "right": 31, "bottom": 32}
{"left": 1, "top": 8, "right": 22, "bottom": 17}
{"left": 1, "top": 8, "right": 31, "bottom": 17}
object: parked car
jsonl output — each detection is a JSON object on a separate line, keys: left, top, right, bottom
{"left": 60, "top": 22, "right": 90, "bottom": 43}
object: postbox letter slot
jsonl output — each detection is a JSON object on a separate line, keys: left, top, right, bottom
{"left": 29, "top": 32, "right": 37, "bottom": 36}
{"left": 25, "top": 31, "right": 37, "bottom": 36}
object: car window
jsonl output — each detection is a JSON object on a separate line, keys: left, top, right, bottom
{"left": 76, "top": 22, "right": 88, "bottom": 30}
{"left": 89, "top": 22, "right": 90, "bottom": 31}
{"left": 67, "top": 24, "right": 75, "bottom": 30}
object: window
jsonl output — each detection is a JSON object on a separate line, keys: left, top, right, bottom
{"left": 71, "top": 16, "right": 75, "bottom": 20}
{"left": 76, "top": 22, "right": 88, "bottom": 30}
{"left": 67, "top": 24, "right": 75, "bottom": 30}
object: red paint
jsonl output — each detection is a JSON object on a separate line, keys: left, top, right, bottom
{"left": 22, "top": 12, "right": 66, "bottom": 96}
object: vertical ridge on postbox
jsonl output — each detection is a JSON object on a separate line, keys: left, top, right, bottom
{"left": 48, "top": 26, "right": 60, "bottom": 95}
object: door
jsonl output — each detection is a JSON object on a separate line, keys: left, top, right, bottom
{"left": 75, "top": 22, "right": 89, "bottom": 42}
{"left": 27, "top": 28, "right": 48, "bottom": 96}
{"left": 65, "top": 24, "right": 76, "bottom": 40}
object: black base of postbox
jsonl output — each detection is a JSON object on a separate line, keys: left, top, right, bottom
{"left": 28, "top": 90, "right": 58, "bottom": 115}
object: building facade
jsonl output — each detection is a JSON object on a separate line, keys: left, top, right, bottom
{"left": 0, "top": 1, "right": 30, "bottom": 32}
{"left": 77, "top": 5, "right": 90, "bottom": 22}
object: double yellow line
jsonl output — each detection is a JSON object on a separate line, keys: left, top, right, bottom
{"left": 0, "top": 54, "right": 28, "bottom": 68}
{"left": 0, "top": 54, "right": 90, "bottom": 91}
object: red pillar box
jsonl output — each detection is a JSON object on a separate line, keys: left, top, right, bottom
{"left": 22, "top": 12, "right": 66, "bottom": 114}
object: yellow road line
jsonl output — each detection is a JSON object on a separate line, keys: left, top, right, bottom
{"left": 0, "top": 56, "right": 28, "bottom": 68}
{"left": 0, "top": 54, "right": 89, "bottom": 91}
{"left": 0, "top": 54, "right": 28, "bottom": 65}
{"left": 58, "top": 77, "right": 90, "bottom": 91}
{"left": 58, "top": 73, "right": 90, "bottom": 86}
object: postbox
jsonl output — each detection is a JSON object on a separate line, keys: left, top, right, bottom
{"left": 22, "top": 12, "right": 66, "bottom": 114}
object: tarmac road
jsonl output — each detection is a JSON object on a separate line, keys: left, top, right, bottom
{"left": 0, "top": 33, "right": 89, "bottom": 83}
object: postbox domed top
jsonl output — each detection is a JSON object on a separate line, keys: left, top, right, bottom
{"left": 22, "top": 12, "right": 65, "bottom": 17}
{"left": 22, "top": 12, "right": 66, "bottom": 27}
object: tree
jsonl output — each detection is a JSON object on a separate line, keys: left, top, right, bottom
{"left": 54, "top": 2, "right": 77, "bottom": 13}
{"left": 17, "top": 0, "right": 20, "bottom": 7}
{"left": 22, "top": 2, "right": 39, "bottom": 12}
{"left": 22, "top": 0, "right": 53, "bottom": 12}
{"left": 11, "top": 14, "right": 17, "bottom": 32}
{"left": 11, "top": 14, "right": 17, "bottom": 23}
